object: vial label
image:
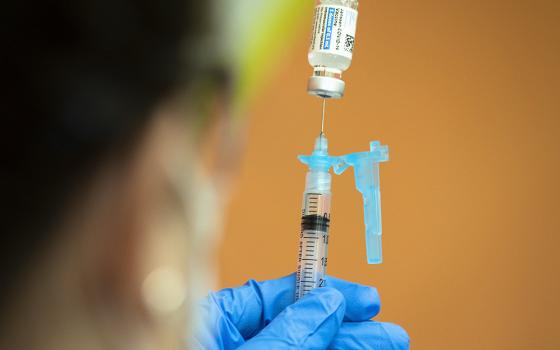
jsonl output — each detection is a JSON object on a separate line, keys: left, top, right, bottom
{"left": 309, "top": 5, "right": 358, "bottom": 59}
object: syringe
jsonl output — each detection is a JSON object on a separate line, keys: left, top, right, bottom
{"left": 295, "top": 134, "right": 332, "bottom": 300}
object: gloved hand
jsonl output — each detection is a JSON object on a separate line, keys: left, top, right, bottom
{"left": 193, "top": 274, "right": 409, "bottom": 349}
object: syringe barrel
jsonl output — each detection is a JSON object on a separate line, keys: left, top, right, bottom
{"left": 295, "top": 170, "right": 332, "bottom": 300}
{"left": 305, "top": 170, "right": 331, "bottom": 193}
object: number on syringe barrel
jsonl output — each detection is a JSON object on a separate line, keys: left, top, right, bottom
{"left": 295, "top": 193, "right": 331, "bottom": 299}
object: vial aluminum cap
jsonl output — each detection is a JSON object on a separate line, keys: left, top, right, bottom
{"left": 307, "top": 75, "right": 345, "bottom": 99}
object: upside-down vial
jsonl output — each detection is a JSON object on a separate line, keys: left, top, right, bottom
{"left": 307, "top": 0, "right": 359, "bottom": 99}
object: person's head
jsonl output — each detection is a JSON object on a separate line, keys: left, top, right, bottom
{"left": 1, "top": 1, "right": 232, "bottom": 348}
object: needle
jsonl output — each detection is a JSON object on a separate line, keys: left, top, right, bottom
{"left": 321, "top": 99, "right": 326, "bottom": 135}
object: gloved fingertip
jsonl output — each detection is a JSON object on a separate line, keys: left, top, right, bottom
{"left": 381, "top": 323, "right": 410, "bottom": 350}
{"left": 328, "top": 276, "right": 381, "bottom": 320}
{"left": 358, "top": 285, "right": 381, "bottom": 317}
{"left": 303, "top": 287, "right": 346, "bottom": 314}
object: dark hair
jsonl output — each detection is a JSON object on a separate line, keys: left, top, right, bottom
{"left": 0, "top": 0, "right": 209, "bottom": 307}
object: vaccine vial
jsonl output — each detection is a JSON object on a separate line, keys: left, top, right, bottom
{"left": 308, "top": 0, "right": 359, "bottom": 99}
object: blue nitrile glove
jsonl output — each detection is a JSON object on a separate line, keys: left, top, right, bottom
{"left": 193, "top": 273, "right": 409, "bottom": 349}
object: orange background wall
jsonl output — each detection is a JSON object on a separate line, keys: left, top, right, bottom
{"left": 219, "top": 1, "right": 560, "bottom": 349}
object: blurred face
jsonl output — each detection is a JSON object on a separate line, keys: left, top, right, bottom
{"left": 0, "top": 82, "right": 234, "bottom": 350}
{"left": 114, "top": 99, "right": 231, "bottom": 349}
{"left": 0, "top": 100, "right": 221, "bottom": 350}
